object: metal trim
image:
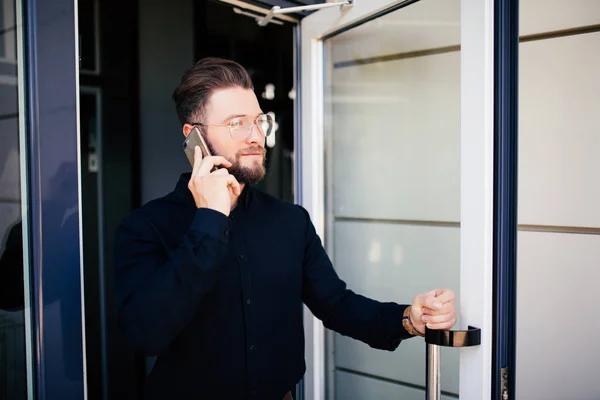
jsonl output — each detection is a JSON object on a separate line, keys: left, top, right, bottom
{"left": 320, "top": 0, "right": 421, "bottom": 40}
{"left": 257, "top": 1, "right": 353, "bottom": 26}
{"left": 492, "top": 0, "right": 519, "bottom": 399}
{"left": 293, "top": 25, "right": 302, "bottom": 205}
{"left": 334, "top": 44, "right": 460, "bottom": 68}
{"left": 15, "top": 0, "right": 36, "bottom": 397}
{"left": 426, "top": 343, "right": 441, "bottom": 400}
{"left": 322, "top": 38, "right": 336, "bottom": 400}
{"left": 21, "top": 0, "right": 46, "bottom": 396}
{"left": 292, "top": 21, "right": 303, "bottom": 400}
{"left": 333, "top": 23, "right": 600, "bottom": 70}
{"left": 334, "top": 216, "right": 460, "bottom": 228}
{"left": 218, "top": 0, "right": 299, "bottom": 23}
{"left": 425, "top": 325, "right": 482, "bottom": 347}
{"left": 518, "top": 224, "right": 600, "bottom": 236}
{"left": 74, "top": 2, "right": 89, "bottom": 395}
{"left": 521, "top": 23, "right": 600, "bottom": 43}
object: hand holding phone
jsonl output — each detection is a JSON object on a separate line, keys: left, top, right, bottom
{"left": 183, "top": 127, "right": 213, "bottom": 167}
{"left": 183, "top": 127, "right": 241, "bottom": 215}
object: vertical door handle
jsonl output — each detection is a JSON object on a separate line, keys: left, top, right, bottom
{"left": 425, "top": 326, "right": 482, "bottom": 400}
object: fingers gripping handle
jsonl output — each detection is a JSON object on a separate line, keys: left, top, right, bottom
{"left": 425, "top": 326, "right": 481, "bottom": 400}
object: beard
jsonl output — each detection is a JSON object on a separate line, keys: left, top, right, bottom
{"left": 205, "top": 136, "right": 267, "bottom": 185}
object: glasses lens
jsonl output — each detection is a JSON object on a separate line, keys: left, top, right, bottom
{"left": 230, "top": 117, "right": 250, "bottom": 140}
{"left": 256, "top": 114, "right": 274, "bottom": 137}
{"left": 229, "top": 115, "right": 274, "bottom": 140}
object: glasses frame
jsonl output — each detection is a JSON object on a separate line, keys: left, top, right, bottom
{"left": 189, "top": 114, "right": 274, "bottom": 141}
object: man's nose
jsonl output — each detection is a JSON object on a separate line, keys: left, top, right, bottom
{"left": 244, "top": 123, "right": 262, "bottom": 144}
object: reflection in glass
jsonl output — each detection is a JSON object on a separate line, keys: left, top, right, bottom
{"left": 322, "top": 0, "right": 461, "bottom": 398}
{"left": 0, "top": 0, "right": 27, "bottom": 399}
{"left": 79, "top": 0, "right": 99, "bottom": 74}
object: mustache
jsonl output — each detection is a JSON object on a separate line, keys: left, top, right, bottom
{"left": 237, "top": 146, "right": 266, "bottom": 156}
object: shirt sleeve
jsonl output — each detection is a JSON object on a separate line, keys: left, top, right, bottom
{"left": 298, "top": 206, "right": 415, "bottom": 351}
{"left": 114, "top": 208, "right": 229, "bottom": 356}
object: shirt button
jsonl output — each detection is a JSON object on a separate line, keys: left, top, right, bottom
{"left": 239, "top": 254, "right": 245, "bottom": 260}
{"left": 224, "top": 230, "right": 229, "bottom": 236}
{"left": 249, "top": 345, "right": 254, "bottom": 351}
{"left": 246, "top": 299, "right": 251, "bottom": 305}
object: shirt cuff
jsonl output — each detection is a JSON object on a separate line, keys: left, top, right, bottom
{"left": 188, "top": 208, "right": 230, "bottom": 245}
{"left": 381, "top": 303, "right": 415, "bottom": 347}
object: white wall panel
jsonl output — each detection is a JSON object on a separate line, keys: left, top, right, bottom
{"left": 336, "top": 370, "right": 457, "bottom": 400}
{"left": 518, "top": 33, "right": 600, "bottom": 228}
{"left": 330, "top": 51, "right": 461, "bottom": 222}
{"left": 516, "top": 231, "right": 600, "bottom": 400}
{"left": 520, "top": 0, "right": 600, "bottom": 36}
{"left": 332, "top": 221, "right": 460, "bottom": 393}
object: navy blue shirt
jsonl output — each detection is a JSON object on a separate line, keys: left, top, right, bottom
{"left": 114, "top": 173, "right": 414, "bottom": 400}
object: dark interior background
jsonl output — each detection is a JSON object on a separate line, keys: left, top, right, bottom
{"left": 78, "top": 0, "right": 297, "bottom": 398}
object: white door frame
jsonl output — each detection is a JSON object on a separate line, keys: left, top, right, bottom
{"left": 297, "top": 1, "right": 495, "bottom": 399}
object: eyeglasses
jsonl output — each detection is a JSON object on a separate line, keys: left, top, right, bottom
{"left": 189, "top": 114, "right": 275, "bottom": 142}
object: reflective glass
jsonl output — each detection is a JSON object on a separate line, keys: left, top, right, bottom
{"left": 322, "top": 0, "right": 461, "bottom": 398}
{"left": 0, "top": 0, "right": 28, "bottom": 398}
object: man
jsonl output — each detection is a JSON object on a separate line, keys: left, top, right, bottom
{"left": 114, "top": 57, "right": 457, "bottom": 400}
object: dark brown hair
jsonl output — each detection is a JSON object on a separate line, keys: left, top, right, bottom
{"left": 172, "top": 57, "right": 254, "bottom": 125}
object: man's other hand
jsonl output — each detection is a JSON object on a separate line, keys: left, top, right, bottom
{"left": 409, "top": 288, "right": 457, "bottom": 335}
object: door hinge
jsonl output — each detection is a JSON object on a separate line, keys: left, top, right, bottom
{"left": 256, "top": 0, "right": 354, "bottom": 26}
{"left": 501, "top": 367, "right": 509, "bottom": 400}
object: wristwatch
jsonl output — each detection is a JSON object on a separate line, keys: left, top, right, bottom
{"left": 402, "top": 306, "right": 425, "bottom": 337}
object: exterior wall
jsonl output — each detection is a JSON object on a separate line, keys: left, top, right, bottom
{"left": 516, "top": 1, "right": 600, "bottom": 399}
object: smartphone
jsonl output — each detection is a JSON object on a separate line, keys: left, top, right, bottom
{"left": 183, "top": 127, "right": 212, "bottom": 168}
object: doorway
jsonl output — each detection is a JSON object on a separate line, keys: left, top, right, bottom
{"left": 78, "top": 0, "right": 297, "bottom": 398}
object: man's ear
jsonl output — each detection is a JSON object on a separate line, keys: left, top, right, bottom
{"left": 183, "top": 124, "right": 194, "bottom": 138}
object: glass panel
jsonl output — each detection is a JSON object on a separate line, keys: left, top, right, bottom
{"left": 26, "top": 0, "right": 85, "bottom": 395}
{"left": 336, "top": 370, "right": 457, "bottom": 400}
{"left": 79, "top": 0, "right": 99, "bottom": 73}
{"left": 0, "top": 0, "right": 27, "bottom": 398}
{"left": 516, "top": 1, "right": 600, "bottom": 399}
{"left": 322, "top": 0, "right": 461, "bottom": 398}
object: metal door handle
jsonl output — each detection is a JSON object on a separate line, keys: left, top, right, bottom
{"left": 425, "top": 326, "right": 481, "bottom": 400}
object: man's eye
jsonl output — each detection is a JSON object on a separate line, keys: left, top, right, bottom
{"left": 229, "top": 119, "right": 243, "bottom": 128}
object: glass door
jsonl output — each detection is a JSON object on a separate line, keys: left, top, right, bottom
{"left": 298, "top": 1, "right": 495, "bottom": 399}
{"left": 17, "top": 0, "right": 87, "bottom": 398}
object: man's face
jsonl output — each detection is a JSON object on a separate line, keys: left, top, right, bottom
{"left": 185, "top": 86, "right": 267, "bottom": 185}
